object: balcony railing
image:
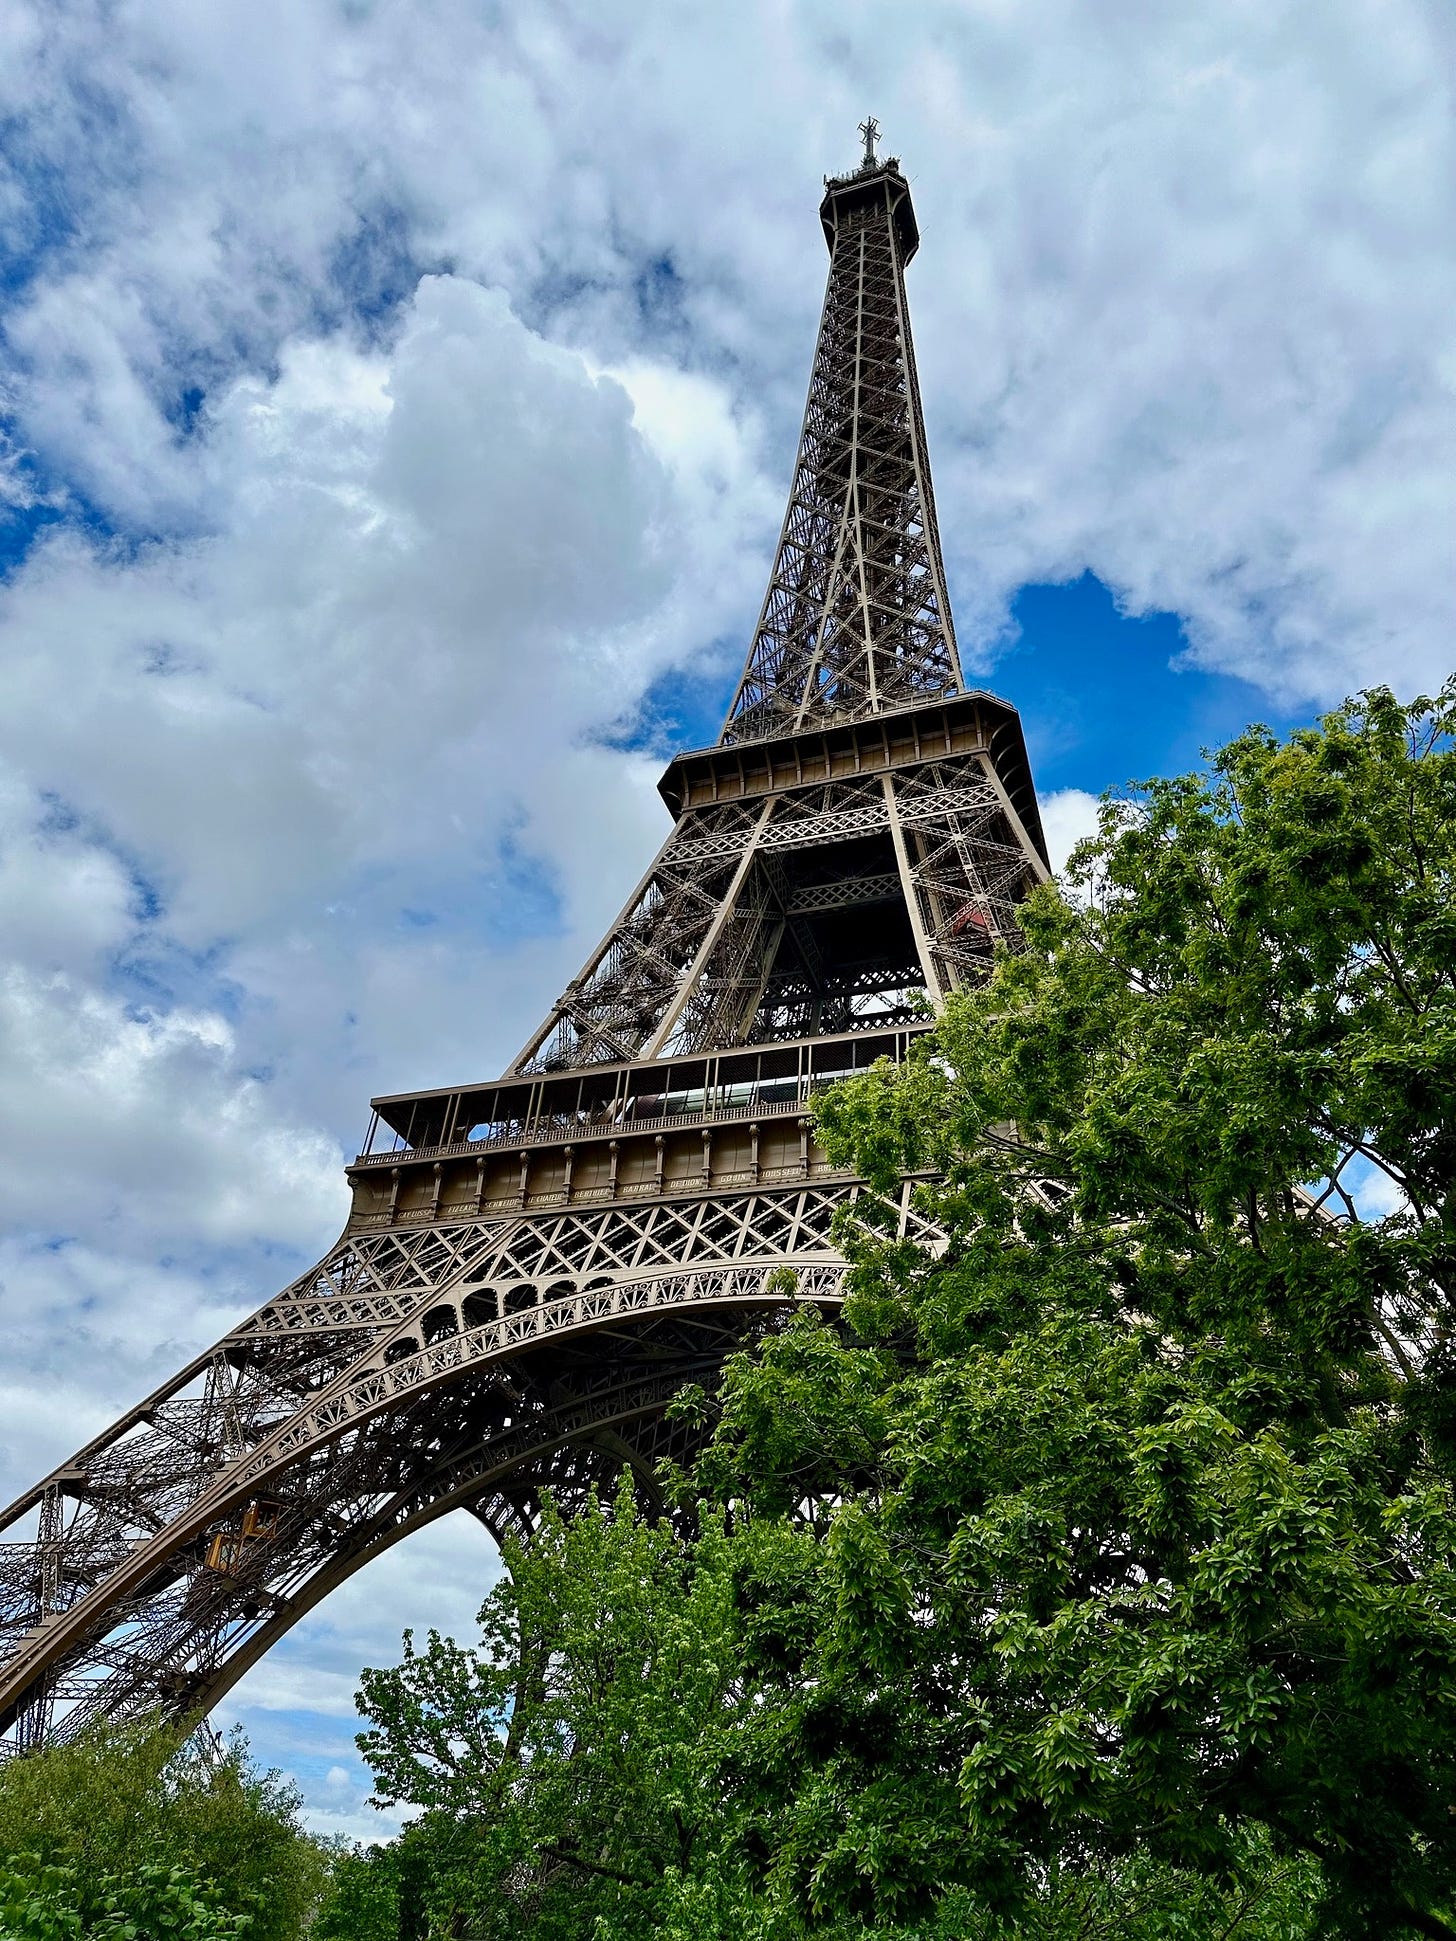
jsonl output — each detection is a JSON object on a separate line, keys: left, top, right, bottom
{"left": 353, "top": 1086, "right": 835, "bottom": 1170}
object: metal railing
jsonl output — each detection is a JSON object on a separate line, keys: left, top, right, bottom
{"left": 354, "top": 1088, "right": 830, "bottom": 1170}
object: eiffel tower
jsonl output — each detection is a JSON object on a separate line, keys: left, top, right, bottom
{"left": 0, "top": 129, "right": 1049, "bottom": 1752}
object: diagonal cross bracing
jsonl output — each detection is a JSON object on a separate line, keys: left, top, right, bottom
{"left": 722, "top": 157, "right": 961, "bottom": 746}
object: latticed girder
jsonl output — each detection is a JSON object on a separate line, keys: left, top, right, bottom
{"left": 510, "top": 727, "right": 1048, "bottom": 1074}
{"left": 0, "top": 1177, "right": 944, "bottom": 1748}
{"left": 722, "top": 158, "right": 961, "bottom": 746}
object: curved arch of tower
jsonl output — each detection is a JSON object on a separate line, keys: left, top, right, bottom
{"left": 0, "top": 139, "right": 1049, "bottom": 1752}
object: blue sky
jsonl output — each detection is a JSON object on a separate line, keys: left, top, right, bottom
{"left": 1006, "top": 575, "right": 1302, "bottom": 796}
{"left": 0, "top": 0, "right": 1451, "bottom": 1840}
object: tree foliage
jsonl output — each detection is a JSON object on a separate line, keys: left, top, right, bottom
{"left": 352, "top": 1477, "right": 752, "bottom": 1938}
{"left": 352, "top": 1483, "right": 1318, "bottom": 1939}
{"left": 351, "top": 684, "right": 1456, "bottom": 1937}
{"left": 0, "top": 1720, "right": 326, "bottom": 1941}
{"left": 744, "top": 681, "right": 1456, "bottom": 1934}
{"left": 0, "top": 1857, "right": 251, "bottom": 1940}
{"left": 312, "top": 1843, "right": 400, "bottom": 1941}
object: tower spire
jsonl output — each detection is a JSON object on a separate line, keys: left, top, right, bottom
{"left": 722, "top": 141, "right": 962, "bottom": 745}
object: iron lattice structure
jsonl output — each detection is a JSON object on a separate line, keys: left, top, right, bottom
{"left": 723, "top": 150, "right": 958, "bottom": 745}
{"left": 0, "top": 144, "right": 1049, "bottom": 1751}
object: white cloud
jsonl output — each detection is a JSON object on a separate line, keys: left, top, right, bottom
{"left": 0, "top": 279, "right": 696, "bottom": 943}
{"left": 1342, "top": 1154, "right": 1410, "bottom": 1224}
{"left": 0, "top": 773, "right": 134, "bottom": 969}
{"left": 0, "top": 962, "right": 343, "bottom": 1241}
{"left": 4, "top": 2, "right": 1449, "bottom": 694}
{"left": 1038, "top": 787, "right": 1103, "bottom": 875}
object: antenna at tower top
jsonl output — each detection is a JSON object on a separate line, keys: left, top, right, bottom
{"left": 857, "top": 114, "right": 880, "bottom": 165}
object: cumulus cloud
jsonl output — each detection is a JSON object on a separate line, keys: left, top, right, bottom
{"left": 1038, "top": 788, "right": 1104, "bottom": 875}
{"left": 0, "top": 963, "right": 343, "bottom": 1242}
{"left": 0, "top": 1, "right": 1448, "bottom": 712}
{"left": 0, "top": 279, "right": 682, "bottom": 938}
{"left": 0, "top": 266, "right": 764, "bottom": 1515}
{"left": 919, "top": 11, "right": 1456, "bottom": 701}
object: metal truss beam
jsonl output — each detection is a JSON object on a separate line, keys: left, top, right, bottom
{"left": 722, "top": 156, "right": 960, "bottom": 745}
{"left": 0, "top": 1179, "right": 944, "bottom": 1744}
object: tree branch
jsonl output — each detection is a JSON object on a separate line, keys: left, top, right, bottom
{"left": 539, "top": 1843, "right": 648, "bottom": 1889}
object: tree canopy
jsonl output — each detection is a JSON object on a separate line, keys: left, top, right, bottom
{"left": 0, "top": 1719, "right": 327, "bottom": 1940}
{"left": 346, "top": 682, "right": 1456, "bottom": 1936}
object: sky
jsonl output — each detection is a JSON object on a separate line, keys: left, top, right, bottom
{"left": 0, "top": 0, "right": 1452, "bottom": 1842}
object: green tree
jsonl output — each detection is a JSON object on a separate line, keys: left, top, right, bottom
{"left": 692, "top": 682, "right": 1456, "bottom": 1935}
{"left": 313, "top": 1842, "right": 400, "bottom": 1941}
{"left": 354, "top": 1475, "right": 750, "bottom": 1939}
{"left": 353, "top": 1489, "right": 1319, "bottom": 1939}
{"left": 0, "top": 1719, "right": 326, "bottom": 1941}
{"left": 0, "top": 1856, "right": 251, "bottom": 1939}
